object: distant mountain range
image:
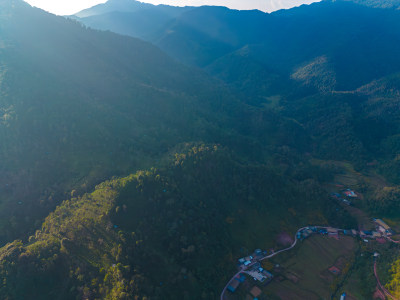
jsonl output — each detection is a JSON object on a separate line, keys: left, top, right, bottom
{"left": 72, "top": 0, "right": 400, "bottom": 171}
{"left": 0, "top": 0, "right": 400, "bottom": 298}
{"left": 72, "top": 0, "right": 400, "bottom": 174}
{"left": 74, "top": 0, "right": 400, "bottom": 91}
{"left": 75, "top": 0, "right": 155, "bottom": 18}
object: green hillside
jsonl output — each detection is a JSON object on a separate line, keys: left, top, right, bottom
{"left": 0, "top": 0, "right": 321, "bottom": 252}
{"left": 0, "top": 0, "right": 252, "bottom": 245}
{"left": 0, "top": 145, "right": 355, "bottom": 299}
{"left": 1, "top": 0, "right": 400, "bottom": 298}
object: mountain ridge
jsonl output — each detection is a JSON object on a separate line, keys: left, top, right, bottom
{"left": 1, "top": 0, "right": 400, "bottom": 298}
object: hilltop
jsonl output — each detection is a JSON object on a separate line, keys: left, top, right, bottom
{"left": 0, "top": 0, "right": 263, "bottom": 245}
{"left": 0, "top": 0, "right": 399, "bottom": 298}
{"left": 0, "top": 145, "right": 355, "bottom": 299}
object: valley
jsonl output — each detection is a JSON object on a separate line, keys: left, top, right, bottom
{"left": 1, "top": 0, "right": 400, "bottom": 299}
{"left": 222, "top": 211, "right": 399, "bottom": 300}
{"left": 220, "top": 160, "right": 400, "bottom": 299}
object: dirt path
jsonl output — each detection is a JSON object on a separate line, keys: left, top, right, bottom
{"left": 374, "top": 259, "right": 397, "bottom": 300}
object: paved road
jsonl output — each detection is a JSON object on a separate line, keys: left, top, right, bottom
{"left": 220, "top": 270, "right": 244, "bottom": 300}
{"left": 220, "top": 225, "right": 387, "bottom": 300}
{"left": 259, "top": 226, "right": 347, "bottom": 262}
{"left": 220, "top": 226, "right": 311, "bottom": 300}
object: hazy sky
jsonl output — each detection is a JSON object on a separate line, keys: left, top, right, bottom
{"left": 24, "top": 0, "right": 319, "bottom": 15}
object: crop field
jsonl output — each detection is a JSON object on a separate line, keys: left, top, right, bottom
{"left": 264, "top": 235, "right": 358, "bottom": 299}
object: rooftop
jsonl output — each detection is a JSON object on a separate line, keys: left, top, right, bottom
{"left": 329, "top": 266, "right": 341, "bottom": 275}
{"left": 250, "top": 286, "right": 262, "bottom": 297}
{"left": 227, "top": 279, "right": 240, "bottom": 292}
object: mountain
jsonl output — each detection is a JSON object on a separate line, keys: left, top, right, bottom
{"left": 72, "top": 0, "right": 193, "bottom": 40}
{"left": 75, "top": 0, "right": 400, "bottom": 90}
{"left": 0, "top": 0, "right": 320, "bottom": 248}
{"left": 340, "top": 0, "right": 400, "bottom": 9}
{"left": 0, "top": 145, "right": 354, "bottom": 299}
{"left": 74, "top": 0, "right": 400, "bottom": 168}
{"left": 78, "top": 6, "right": 192, "bottom": 40}
{"left": 75, "top": 3, "right": 272, "bottom": 66}
{"left": 2, "top": 0, "right": 400, "bottom": 298}
{"left": 0, "top": 0, "right": 272, "bottom": 246}
{"left": 152, "top": 1, "right": 400, "bottom": 90}
{"left": 0, "top": 1, "right": 360, "bottom": 299}
{"left": 74, "top": 0, "right": 154, "bottom": 18}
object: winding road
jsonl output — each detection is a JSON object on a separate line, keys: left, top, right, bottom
{"left": 374, "top": 259, "right": 397, "bottom": 300}
{"left": 220, "top": 226, "right": 312, "bottom": 300}
{"left": 220, "top": 225, "right": 397, "bottom": 300}
{"left": 374, "top": 259, "right": 398, "bottom": 300}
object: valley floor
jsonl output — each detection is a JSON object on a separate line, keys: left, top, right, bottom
{"left": 221, "top": 175, "right": 400, "bottom": 300}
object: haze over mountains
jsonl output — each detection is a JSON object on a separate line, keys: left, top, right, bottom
{"left": 74, "top": 0, "right": 400, "bottom": 170}
{"left": 1, "top": 0, "right": 400, "bottom": 298}
{"left": 71, "top": 0, "right": 323, "bottom": 17}
{"left": 74, "top": 0, "right": 400, "bottom": 89}
{"left": 0, "top": 0, "right": 251, "bottom": 243}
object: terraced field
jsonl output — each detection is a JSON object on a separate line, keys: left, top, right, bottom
{"left": 265, "top": 235, "right": 358, "bottom": 299}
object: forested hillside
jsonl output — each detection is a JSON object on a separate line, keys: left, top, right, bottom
{"left": 75, "top": 0, "right": 400, "bottom": 90}
{"left": 0, "top": 0, "right": 320, "bottom": 248}
{"left": 73, "top": 1, "right": 400, "bottom": 298}
{"left": 0, "top": 0, "right": 271, "bottom": 246}
{"left": 72, "top": 0, "right": 192, "bottom": 40}
{"left": 0, "top": 145, "right": 354, "bottom": 299}
{"left": 1, "top": 0, "right": 400, "bottom": 298}
{"left": 74, "top": 0, "right": 400, "bottom": 185}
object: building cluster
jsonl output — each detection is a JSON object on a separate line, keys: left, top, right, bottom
{"left": 355, "top": 219, "right": 394, "bottom": 242}
{"left": 342, "top": 229, "right": 358, "bottom": 237}
{"left": 298, "top": 226, "right": 353, "bottom": 240}
{"left": 343, "top": 189, "right": 357, "bottom": 198}
{"left": 230, "top": 249, "right": 274, "bottom": 296}
{"left": 374, "top": 218, "right": 393, "bottom": 236}
{"left": 330, "top": 188, "right": 358, "bottom": 206}
{"left": 238, "top": 255, "right": 254, "bottom": 267}
{"left": 238, "top": 249, "right": 267, "bottom": 267}
{"left": 297, "top": 222, "right": 395, "bottom": 243}
{"left": 228, "top": 215, "right": 396, "bottom": 297}
{"left": 245, "top": 262, "right": 274, "bottom": 284}
{"left": 297, "top": 227, "right": 317, "bottom": 240}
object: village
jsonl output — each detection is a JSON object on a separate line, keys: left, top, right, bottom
{"left": 221, "top": 187, "right": 398, "bottom": 300}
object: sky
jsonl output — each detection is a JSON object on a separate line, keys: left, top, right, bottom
{"left": 24, "top": 0, "right": 319, "bottom": 15}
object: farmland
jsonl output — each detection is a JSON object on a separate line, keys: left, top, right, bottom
{"left": 264, "top": 235, "right": 357, "bottom": 299}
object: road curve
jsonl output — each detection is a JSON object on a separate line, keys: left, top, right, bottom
{"left": 220, "top": 270, "right": 243, "bottom": 300}
{"left": 374, "top": 260, "right": 398, "bottom": 300}
{"left": 220, "top": 225, "right": 380, "bottom": 300}
{"left": 220, "top": 226, "right": 309, "bottom": 300}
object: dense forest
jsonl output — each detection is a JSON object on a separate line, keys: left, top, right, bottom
{"left": 76, "top": 0, "right": 400, "bottom": 184}
{"left": 1, "top": 0, "right": 400, "bottom": 298}
{"left": 0, "top": 145, "right": 355, "bottom": 299}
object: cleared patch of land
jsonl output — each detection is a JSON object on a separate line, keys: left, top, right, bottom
{"left": 265, "top": 235, "right": 358, "bottom": 299}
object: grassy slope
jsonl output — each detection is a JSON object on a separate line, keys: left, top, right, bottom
{"left": 267, "top": 235, "right": 357, "bottom": 299}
